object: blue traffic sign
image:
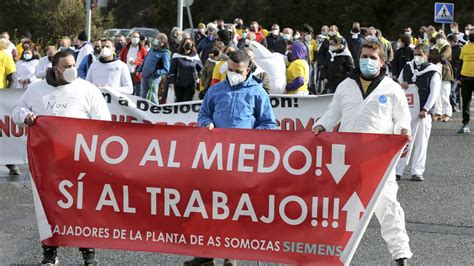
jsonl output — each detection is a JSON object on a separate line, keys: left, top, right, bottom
{"left": 434, "top": 2, "right": 454, "bottom": 24}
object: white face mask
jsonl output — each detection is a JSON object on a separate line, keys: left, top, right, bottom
{"left": 465, "top": 30, "right": 470, "bottom": 36}
{"left": 23, "top": 53, "right": 33, "bottom": 60}
{"left": 328, "top": 31, "right": 336, "bottom": 37}
{"left": 272, "top": 30, "right": 279, "bottom": 36}
{"left": 62, "top": 67, "right": 77, "bottom": 83}
{"left": 414, "top": 56, "right": 426, "bottom": 66}
{"left": 304, "top": 35, "right": 312, "bottom": 42}
{"left": 100, "top": 47, "right": 113, "bottom": 58}
{"left": 227, "top": 71, "right": 246, "bottom": 86}
{"left": 131, "top": 37, "right": 139, "bottom": 45}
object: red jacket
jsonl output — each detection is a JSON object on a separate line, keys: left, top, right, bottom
{"left": 255, "top": 30, "right": 265, "bottom": 44}
{"left": 119, "top": 43, "right": 147, "bottom": 82}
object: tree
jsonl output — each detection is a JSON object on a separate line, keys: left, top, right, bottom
{"left": 0, "top": 0, "right": 115, "bottom": 50}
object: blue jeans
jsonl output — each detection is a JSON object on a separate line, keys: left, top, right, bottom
{"left": 140, "top": 76, "right": 161, "bottom": 104}
{"left": 450, "top": 81, "right": 458, "bottom": 108}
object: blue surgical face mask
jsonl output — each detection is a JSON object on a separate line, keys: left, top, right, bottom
{"left": 359, "top": 58, "right": 380, "bottom": 77}
{"left": 242, "top": 32, "right": 247, "bottom": 40}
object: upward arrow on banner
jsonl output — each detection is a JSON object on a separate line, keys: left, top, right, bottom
{"left": 342, "top": 192, "right": 365, "bottom": 232}
{"left": 326, "top": 144, "right": 350, "bottom": 184}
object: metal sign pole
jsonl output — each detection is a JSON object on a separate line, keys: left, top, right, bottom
{"left": 186, "top": 3, "right": 194, "bottom": 30}
{"left": 86, "top": 0, "right": 91, "bottom": 42}
{"left": 177, "top": 0, "right": 183, "bottom": 29}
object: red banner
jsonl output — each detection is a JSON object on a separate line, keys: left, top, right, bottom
{"left": 27, "top": 116, "right": 407, "bottom": 265}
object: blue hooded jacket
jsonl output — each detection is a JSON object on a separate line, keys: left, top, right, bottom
{"left": 198, "top": 75, "right": 277, "bottom": 129}
{"left": 140, "top": 47, "right": 171, "bottom": 78}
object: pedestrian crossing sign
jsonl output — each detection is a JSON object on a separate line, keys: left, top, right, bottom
{"left": 434, "top": 2, "right": 454, "bottom": 24}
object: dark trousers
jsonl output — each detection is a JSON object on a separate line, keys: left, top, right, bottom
{"left": 461, "top": 78, "right": 474, "bottom": 125}
{"left": 174, "top": 86, "right": 195, "bottom": 103}
{"left": 309, "top": 63, "right": 317, "bottom": 95}
{"left": 130, "top": 73, "right": 140, "bottom": 96}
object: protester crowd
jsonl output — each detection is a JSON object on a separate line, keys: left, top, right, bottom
{"left": 1, "top": 17, "right": 474, "bottom": 266}
{"left": 1, "top": 19, "right": 472, "bottom": 138}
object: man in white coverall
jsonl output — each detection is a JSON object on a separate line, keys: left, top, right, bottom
{"left": 313, "top": 40, "right": 412, "bottom": 265}
{"left": 396, "top": 44, "right": 441, "bottom": 181}
{"left": 12, "top": 50, "right": 110, "bottom": 265}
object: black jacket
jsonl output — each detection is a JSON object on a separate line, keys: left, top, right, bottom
{"left": 347, "top": 35, "right": 365, "bottom": 68}
{"left": 392, "top": 47, "right": 414, "bottom": 78}
{"left": 323, "top": 50, "right": 355, "bottom": 92}
{"left": 167, "top": 52, "right": 203, "bottom": 88}
{"left": 169, "top": 36, "right": 180, "bottom": 54}
{"left": 450, "top": 44, "right": 462, "bottom": 79}
{"left": 316, "top": 39, "right": 329, "bottom": 66}
{"left": 266, "top": 34, "right": 286, "bottom": 54}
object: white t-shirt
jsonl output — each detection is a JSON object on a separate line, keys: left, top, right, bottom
{"left": 15, "top": 59, "right": 39, "bottom": 88}
{"left": 86, "top": 59, "right": 133, "bottom": 94}
{"left": 126, "top": 45, "right": 139, "bottom": 73}
{"left": 35, "top": 56, "right": 52, "bottom": 79}
{"left": 12, "top": 78, "right": 111, "bottom": 126}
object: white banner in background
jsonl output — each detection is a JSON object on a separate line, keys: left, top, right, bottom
{"left": 0, "top": 88, "right": 332, "bottom": 164}
{"left": 0, "top": 89, "right": 29, "bottom": 164}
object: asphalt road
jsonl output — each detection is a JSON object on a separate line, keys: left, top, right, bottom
{"left": 0, "top": 111, "right": 473, "bottom": 265}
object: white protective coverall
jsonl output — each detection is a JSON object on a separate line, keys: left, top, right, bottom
{"left": 246, "top": 40, "right": 287, "bottom": 94}
{"left": 314, "top": 74, "right": 413, "bottom": 260}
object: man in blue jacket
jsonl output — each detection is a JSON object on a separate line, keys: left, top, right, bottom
{"left": 198, "top": 49, "right": 276, "bottom": 130}
{"left": 191, "top": 50, "right": 276, "bottom": 266}
{"left": 139, "top": 33, "right": 171, "bottom": 104}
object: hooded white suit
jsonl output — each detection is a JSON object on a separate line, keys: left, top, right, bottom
{"left": 315, "top": 72, "right": 413, "bottom": 260}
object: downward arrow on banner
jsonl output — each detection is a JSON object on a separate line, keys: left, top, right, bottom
{"left": 325, "top": 144, "right": 350, "bottom": 184}
{"left": 342, "top": 192, "right": 365, "bottom": 232}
